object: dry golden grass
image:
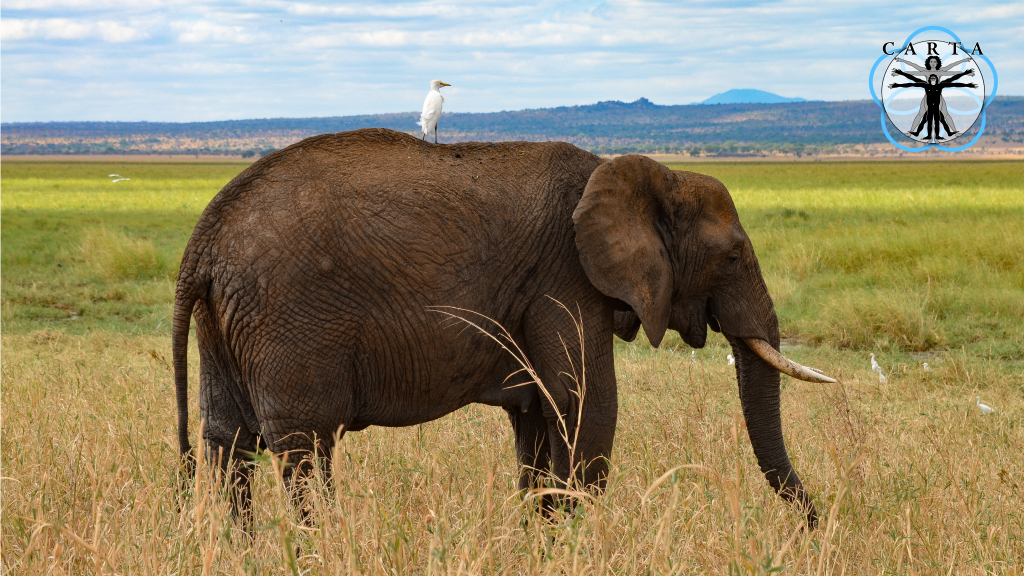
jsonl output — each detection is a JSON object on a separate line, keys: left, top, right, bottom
{"left": 79, "top": 228, "right": 174, "bottom": 282}
{"left": 2, "top": 330, "right": 1020, "bottom": 574}
{"left": 3, "top": 160, "right": 1022, "bottom": 572}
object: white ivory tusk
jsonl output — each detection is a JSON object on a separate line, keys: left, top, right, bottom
{"left": 743, "top": 338, "right": 838, "bottom": 383}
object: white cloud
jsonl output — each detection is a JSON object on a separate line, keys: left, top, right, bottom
{"left": 1, "top": 0, "right": 162, "bottom": 9}
{"left": 172, "top": 20, "right": 256, "bottom": 43}
{"left": 1, "top": 18, "right": 147, "bottom": 42}
{"left": 298, "top": 29, "right": 408, "bottom": 48}
{"left": 356, "top": 29, "right": 408, "bottom": 46}
{"left": 96, "top": 21, "right": 148, "bottom": 42}
{"left": 955, "top": 4, "right": 1024, "bottom": 22}
{"left": 164, "top": 61, "right": 251, "bottom": 74}
{"left": 285, "top": 1, "right": 463, "bottom": 19}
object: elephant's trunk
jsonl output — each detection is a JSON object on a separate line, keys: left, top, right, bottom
{"left": 730, "top": 335, "right": 818, "bottom": 527}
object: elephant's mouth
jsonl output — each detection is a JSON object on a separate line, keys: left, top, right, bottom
{"left": 669, "top": 298, "right": 709, "bottom": 348}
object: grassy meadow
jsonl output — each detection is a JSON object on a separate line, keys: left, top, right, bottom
{"left": 2, "top": 159, "right": 1022, "bottom": 574}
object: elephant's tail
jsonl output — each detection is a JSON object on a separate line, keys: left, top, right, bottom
{"left": 173, "top": 262, "right": 207, "bottom": 465}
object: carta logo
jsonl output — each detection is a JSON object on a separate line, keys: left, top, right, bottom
{"left": 870, "top": 27, "right": 998, "bottom": 152}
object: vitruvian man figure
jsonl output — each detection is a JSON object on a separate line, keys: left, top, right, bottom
{"left": 893, "top": 55, "right": 973, "bottom": 139}
{"left": 889, "top": 64, "right": 977, "bottom": 141}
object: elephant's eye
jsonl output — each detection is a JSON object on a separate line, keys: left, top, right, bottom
{"left": 728, "top": 251, "right": 741, "bottom": 263}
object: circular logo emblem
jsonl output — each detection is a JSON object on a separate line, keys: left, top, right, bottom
{"left": 881, "top": 41, "right": 986, "bottom": 144}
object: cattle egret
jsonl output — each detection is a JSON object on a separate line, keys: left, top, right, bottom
{"left": 418, "top": 79, "right": 450, "bottom": 143}
{"left": 690, "top": 350, "right": 696, "bottom": 363}
{"left": 727, "top": 354, "right": 735, "bottom": 365}
{"left": 108, "top": 173, "right": 130, "bottom": 183}
{"left": 976, "top": 396, "right": 995, "bottom": 415}
{"left": 923, "top": 362, "right": 931, "bottom": 370}
{"left": 869, "top": 353, "right": 886, "bottom": 382}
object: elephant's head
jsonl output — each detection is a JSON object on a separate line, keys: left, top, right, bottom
{"left": 572, "top": 155, "right": 834, "bottom": 526}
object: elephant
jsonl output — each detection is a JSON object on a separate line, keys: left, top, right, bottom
{"left": 173, "top": 128, "right": 835, "bottom": 526}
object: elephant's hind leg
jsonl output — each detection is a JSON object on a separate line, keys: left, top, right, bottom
{"left": 264, "top": 427, "right": 343, "bottom": 527}
{"left": 256, "top": 364, "right": 354, "bottom": 527}
{"left": 196, "top": 306, "right": 259, "bottom": 525}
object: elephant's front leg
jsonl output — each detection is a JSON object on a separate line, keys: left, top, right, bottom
{"left": 505, "top": 393, "right": 552, "bottom": 492}
{"left": 541, "top": 390, "right": 617, "bottom": 494}
{"left": 523, "top": 298, "right": 618, "bottom": 495}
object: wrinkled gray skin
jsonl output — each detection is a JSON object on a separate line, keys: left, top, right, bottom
{"left": 174, "top": 128, "right": 816, "bottom": 525}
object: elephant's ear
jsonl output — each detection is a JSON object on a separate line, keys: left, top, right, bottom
{"left": 573, "top": 155, "right": 674, "bottom": 347}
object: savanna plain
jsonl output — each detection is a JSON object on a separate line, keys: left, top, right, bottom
{"left": 2, "top": 159, "right": 1022, "bottom": 574}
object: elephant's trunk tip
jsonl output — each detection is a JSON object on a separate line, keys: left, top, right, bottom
{"left": 744, "top": 338, "right": 837, "bottom": 383}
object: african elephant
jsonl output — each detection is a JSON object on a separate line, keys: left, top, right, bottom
{"left": 173, "top": 128, "right": 834, "bottom": 525}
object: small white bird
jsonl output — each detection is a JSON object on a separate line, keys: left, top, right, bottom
{"left": 870, "top": 353, "right": 886, "bottom": 382}
{"left": 108, "top": 173, "right": 130, "bottom": 183}
{"left": 727, "top": 354, "right": 735, "bottom": 365}
{"left": 418, "top": 79, "right": 450, "bottom": 143}
{"left": 976, "top": 396, "right": 995, "bottom": 415}
{"left": 690, "top": 350, "right": 696, "bottom": 363}
{"left": 923, "top": 362, "right": 931, "bottom": 371}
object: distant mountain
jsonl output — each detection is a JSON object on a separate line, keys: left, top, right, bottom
{"left": 702, "top": 89, "right": 807, "bottom": 105}
{"left": 3, "top": 96, "right": 1022, "bottom": 156}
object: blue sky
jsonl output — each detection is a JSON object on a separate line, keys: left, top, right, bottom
{"left": 2, "top": 0, "right": 1021, "bottom": 122}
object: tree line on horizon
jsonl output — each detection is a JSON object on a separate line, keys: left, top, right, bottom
{"left": 3, "top": 97, "right": 1022, "bottom": 157}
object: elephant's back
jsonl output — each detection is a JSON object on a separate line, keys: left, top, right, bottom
{"left": 194, "top": 128, "right": 598, "bottom": 244}
{"left": 182, "top": 127, "right": 600, "bottom": 330}
{"left": 208, "top": 127, "right": 596, "bottom": 204}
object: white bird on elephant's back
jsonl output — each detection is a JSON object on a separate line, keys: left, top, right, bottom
{"left": 418, "top": 79, "right": 450, "bottom": 143}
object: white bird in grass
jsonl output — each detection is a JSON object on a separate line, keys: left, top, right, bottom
{"left": 923, "top": 362, "right": 931, "bottom": 371}
{"left": 690, "top": 350, "right": 696, "bottom": 363}
{"left": 976, "top": 396, "right": 995, "bottom": 415}
{"left": 418, "top": 79, "right": 450, "bottom": 143}
{"left": 727, "top": 354, "right": 735, "bottom": 365}
{"left": 108, "top": 173, "right": 130, "bottom": 183}
{"left": 870, "top": 353, "right": 886, "bottom": 382}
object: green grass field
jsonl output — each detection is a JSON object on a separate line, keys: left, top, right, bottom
{"left": 2, "top": 159, "right": 1022, "bottom": 574}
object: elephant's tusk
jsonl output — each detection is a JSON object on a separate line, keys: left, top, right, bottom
{"left": 743, "top": 338, "right": 838, "bottom": 383}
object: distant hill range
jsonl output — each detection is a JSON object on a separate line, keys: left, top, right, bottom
{"left": 701, "top": 89, "right": 806, "bottom": 104}
{"left": 3, "top": 96, "right": 1022, "bottom": 156}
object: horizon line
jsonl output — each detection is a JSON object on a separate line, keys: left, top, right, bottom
{"left": 4, "top": 95, "right": 1021, "bottom": 126}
